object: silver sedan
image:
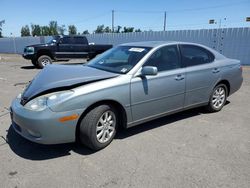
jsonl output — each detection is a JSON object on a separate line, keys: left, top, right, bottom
{"left": 11, "top": 41, "right": 243, "bottom": 150}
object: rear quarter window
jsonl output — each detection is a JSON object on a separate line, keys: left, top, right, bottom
{"left": 180, "top": 45, "right": 215, "bottom": 67}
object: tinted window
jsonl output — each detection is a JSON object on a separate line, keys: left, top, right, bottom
{"left": 144, "top": 45, "right": 181, "bottom": 72}
{"left": 181, "top": 45, "right": 214, "bottom": 67}
{"left": 61, "top": 37, "right": 72, "bottom": 44}
{"left": 73, "top": 37, "right": 88, "bottom": 44}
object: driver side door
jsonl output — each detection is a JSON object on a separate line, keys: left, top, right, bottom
{"left": 56, "top": 37, "right": 74, "bottom": 59}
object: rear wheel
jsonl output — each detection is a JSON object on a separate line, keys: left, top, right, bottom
{"left": 206, "top": 84, "right": 227, "bottom": 112}
{"left": 79, "top": 105, "right": 117, "bottom": 150}
{"left": 37, "top": 55, "right": 52, "bottom": 69}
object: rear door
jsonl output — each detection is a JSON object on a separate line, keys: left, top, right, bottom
{"left": 180, "top": 44, "right": 221, "bottom": 107}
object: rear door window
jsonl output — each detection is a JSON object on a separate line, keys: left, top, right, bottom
{"left": 180, "top": 45, "right": 214, "bottom": 67}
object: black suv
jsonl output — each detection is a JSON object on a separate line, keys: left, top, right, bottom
{"left": 23, "top": 35, "right": 113, "bottom": 68}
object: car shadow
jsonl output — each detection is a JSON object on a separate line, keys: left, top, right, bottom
{"left": 21, "top": 65, "right": 36, "bottom": 69}
{"left": 6, "top": 101, "right": 230, "bottom": 160}
{"left": 6, "top": 126, "right": 95, "bottom": 160}
{"left": 116, "top": 107, "right": 203, "bottom": 139}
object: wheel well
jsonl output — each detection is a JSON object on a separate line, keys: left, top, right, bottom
{"left": 37, "top": 50, "right": 53, "bottom": 60}
{"left": 75, "top": 100, "right": 127, "bottom": 142}
{"left": 216, "top": 80, "right": 230, "bottom": 95}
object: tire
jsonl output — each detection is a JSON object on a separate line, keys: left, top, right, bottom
{"left": 37, "top": 55, "right": 52, "bottom": 69}
{"left": 206, "top": 84, "right": 228, "bottom": 112}
{"left": 79, "top": 105, "right": 118, "bottom": 150}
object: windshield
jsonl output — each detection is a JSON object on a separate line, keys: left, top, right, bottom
{"left": 87, "top": 46, "right": 152, "bottom": 74}
{"left": 48, "top": 36, "right": 60, "bottom": 44}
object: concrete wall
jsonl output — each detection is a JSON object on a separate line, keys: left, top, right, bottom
{"left": 0, "top": 27, "right": 249, "bottom": 64}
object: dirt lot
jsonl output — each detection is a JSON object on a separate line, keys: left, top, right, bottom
{"left": 0, "top": 54, "right": 250, "bottom": 188}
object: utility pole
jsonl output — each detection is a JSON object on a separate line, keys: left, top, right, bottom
{"left": 163, "top": 11, "right": 166, "bottom": 31}
{"left": 112, "top": 10, "right": 114, "bottom": 33}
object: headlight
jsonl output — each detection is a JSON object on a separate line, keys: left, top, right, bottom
{"left": 16, "top": 93, "right": 22, "bottom": 99}
{"left": 24, "top": 90, "right": 74, "bottom": 111}
{"left": 25, "top": 47, "right": 34, "bottom": 54}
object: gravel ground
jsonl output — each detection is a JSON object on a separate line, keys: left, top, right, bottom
{"left": 0, "top": 55, "right": 249, "bottom": 188}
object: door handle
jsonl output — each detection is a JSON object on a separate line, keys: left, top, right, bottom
{"left": 212, "top": 68, "right": 220, "bottom": 73}
{"left": 175, "top": 74, "right": 184, "bottom": 81}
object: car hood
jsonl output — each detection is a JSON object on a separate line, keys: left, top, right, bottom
{"left": 21, "top": 65, "right": 119, "bottom": 103}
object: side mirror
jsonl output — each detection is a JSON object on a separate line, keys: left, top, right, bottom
{"left": 140, "top": 66, "right": 158, "bottom": 76}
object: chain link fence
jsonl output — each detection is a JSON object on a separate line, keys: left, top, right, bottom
{"left": 0, "top": 27, "right": 249, "bottom": 64}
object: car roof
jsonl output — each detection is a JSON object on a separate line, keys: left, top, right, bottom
{"left": 119, "top": 41, "right": 211, "bottom": 48}
{"left": 119, "top": 41, "right": 226, "bottom": 59}
{"left": 120, "top": 41, "right": 177, "bottom": 48}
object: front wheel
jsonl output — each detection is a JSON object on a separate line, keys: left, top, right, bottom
{"left": 37, "top": 55, "right": 52, "bottom": 69}
{"left": 206, "top": 84, "right": 228, "bottom": 112}
{"left": 79, "top": 105, "right": 118, "bottom": 150}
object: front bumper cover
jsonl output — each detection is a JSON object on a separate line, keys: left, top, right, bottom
{"left": 10, "top": 98, "right": 84, "bottom": 144}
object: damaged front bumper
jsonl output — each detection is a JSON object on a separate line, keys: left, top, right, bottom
{"left": 10, "top": 98, "right": 84, "bottom": 144}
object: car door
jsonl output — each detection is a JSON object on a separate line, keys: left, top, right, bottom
{"left": 180, "top": 44, "right": 221, "bottom": 107}
{"left": 56, "top": 36, "right": 74, "bottom": 59}
{"left": 71, "top": 37, "right": 89, "bottom": 58}
{"left": 130, "top": 45, "right": 185, "bottom": 122}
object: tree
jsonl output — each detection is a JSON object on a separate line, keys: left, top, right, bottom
{"left": 123, "top": 27, "right": 134, "bottom": 33}
{"left": 49, "top": 21, "right": 58, "bottom": 35}
{"left": 135, "top": 29, "right": 142, "bottom": 32}
{"left": 68, "top": 25, "right": 77, "bottom": 35}
{"left": 82, "top": 30, "right": 89, "bottom": 34}
{"left": 94, "top": 25, "right": 105, "bottom": 33}
{"left": 31, "top": 24, "right": 41, "bottom": 36}
{"left": 115, "top": 25, "right": 122, "bottom": 33}
{"left": 58, "top": 24, "right": 66, "bottom": 35}
{"left": 20, "top": 25, "right": 31, "bottom": 36}
{"left": 104, "top": 26, "right": 111, "bottom": 33}
{"left": 0, "top": 20, "right": 5, "bottom": 38}
{"left": 41, "top": 26, "right": 50, "bottom": 36}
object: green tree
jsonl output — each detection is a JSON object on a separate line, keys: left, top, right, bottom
{"left": 49, "top": 21, "right": 58, "bottom": 35}
{"left": 31, "top": 24, "right": 41, "bottom": 36}
{"left": 68, "top": 25, "right": 77, "bottom": 35}
{"left": 0, "top": 20, "right": 5, "bottom": 38}
{"left": 20, "top": 25, "right": 31, "bottom": 36}
{"left": 41, "top": 26, "right": 50, "bottom": 36}
{"left": 82, "top": 30, "right": 89, "bottom": 34}
{"left": 123, "top": 27, "right": 134, "bottom": 33}
{"left": 135, "top": 29, "right": 142, "bottom": 32}
{"left": 115, "top": 25, "right": 122, "bottom": 33}
{"left": 94, "top": 25, "right": 105, "bottom": 33}
{"left": 58, "top": 24, "right": 66, "bottom": 35}
{"left": 104, "top": 26, "right": 111, "bottom": 33}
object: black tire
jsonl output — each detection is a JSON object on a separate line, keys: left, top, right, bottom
{"left": 79, "top": 105, "right": 118, "bottom": 150}
{"left": 37, "top": 55, "right": 52, "bottom": 69}
{"left": 206, "top": 84, "right": 228, "bottom": 112}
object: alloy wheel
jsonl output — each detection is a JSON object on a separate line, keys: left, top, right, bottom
{"left": 96, "top": 110, "right": 116, "bottom": 143}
